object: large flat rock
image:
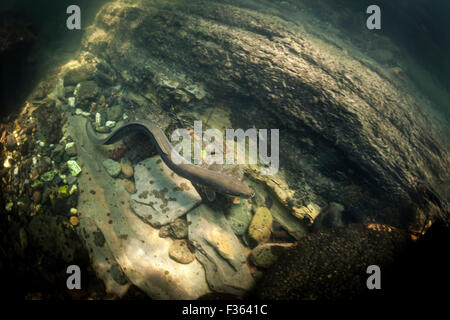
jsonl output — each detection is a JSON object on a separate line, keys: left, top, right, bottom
{"left": 187, "top": 204, "right": 255, "bottom": 296}
{"left": 66, "top": 115, "right": 210, "bottom": 299}
{"left": 130, "top": 156, "right": 202, "bottom": 227}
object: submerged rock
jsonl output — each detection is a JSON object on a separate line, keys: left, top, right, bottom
{"left": 67, "top": 160, "right": 82, "bottom": 176}
{"left": 70, "top": 216, "right": 80, "bottom": 226}
{"left": 130, "top": 156, "right": 202, "bottom": 227}
{"left": 66, "top": 115, "right": 210, "bottom": 299}
{"left": 292, "top": 203, "right": 321, "bottom": 225}
{"left": 58, "top": 185, "right": 70, "bottom": 198}
{"left": 187, "top": 204, "right": 255, "bottom": 296}
{"left": 120, "top": 158, "right": 134, "bottom": 178}
{"left": 63, "top": 63, "right": 96, "bottom": 86}
{"left": 105, "top": 120, "right": 116, "bottom": 128}
{"left": 75, "top": 80, "right": 99, "bottom": 106}
{"left": 102, "top": 159, "right": 121, "bottom": 178}
{"left": 249, "top": 243, "right": 295, "bottom": 269}
{"left": 226, "top": 199, "right": 252, "bottom": 236}
{"left": 65, "top": 141, "right": 77, "bottom": 156}
{"left": 123, "top": 179, "right": 136, "bottom": 194}
{"left": 40, "top": 170, "right": 56, "bottom": 182}
{"left": 313, "top": 202, "right": 345, "bottom": 232}
{"left": 169, "top": 240, "right": 195, "bottom": 264}
{"left": 169, "top": 218, "right": 188, "bottom": 239}
{"left": 248, "top": 207, "right": 273, "bottom": 244}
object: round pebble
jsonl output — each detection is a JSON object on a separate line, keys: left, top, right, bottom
{"left": 70, "top": 216, "right": 80, "bottom": 226}
{"left": 123, "top": 180, "right": 136, "bottom": 194}
{"left": 120, "top": 160, "right": 134, "bottom": 178}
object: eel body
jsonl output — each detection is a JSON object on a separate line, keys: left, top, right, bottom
{"left": 86, "top": 119, "right": 255, "bottom": 198}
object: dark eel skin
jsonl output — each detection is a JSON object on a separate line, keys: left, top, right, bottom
{"left": 86, "top": 119, "right": 255, "bottom": 198}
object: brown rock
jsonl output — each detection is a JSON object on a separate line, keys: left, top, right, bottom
{"left": 123, "top": 180, "right": 136, "bottom": 194}
{"left": 120, "top": 159, "right": 134, "bottom": 178}
{"left": 6, "top": 134, "right": 16, "bottom": 150}
{"left": 168, "top": 240, "right": 195, "bottom": 264}
{"left": 159, "top": 225, "right": 171, "bottom": 238}
{"left": 70, "top": 216, "right": 80, "bottom": 226}
{"left": 32, "top": 190, "right": 41, "bottom": 204}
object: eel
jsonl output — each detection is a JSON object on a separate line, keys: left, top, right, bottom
{"left": 86, "top": 119, "right": 255, "bottom": 199}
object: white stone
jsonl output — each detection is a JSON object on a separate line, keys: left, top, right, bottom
{"left": 68, "top": 97, "right": 76, "bottom": 107}
{"left": 95, "top": 112, "right": 102, "bottom": 126}
{"left": 105, "top": 120, "right": 116, "bottom": 128}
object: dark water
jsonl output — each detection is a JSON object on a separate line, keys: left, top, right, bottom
{"left": 0, "top": 0, "right": 105, "bottom": 118}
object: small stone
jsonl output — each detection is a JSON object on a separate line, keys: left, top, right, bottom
{"left": 159, "top": 225, "right": 171, "bottom": 238}
{"left": 120, "top": 159, "right": 134, "bottom": 178}
{"left": 102, "top": 159, "right": 121, "bottom": 177}
{"left": 67, "top": 176, "right": 77, "bottom": 185}
{"left": 75, "top": 80, "right": 99, "bottom": 102}
{"left": 69, "top": 184, "right": 78, "bottom": 195}
{"left": 70, "top": 216, "right": 80, "bottom": 226}
{"left": 105, "top": 120, "right": 116, "bottom": 128}
{"left": 40, "top": 170, "right": 56, "bottom": 182}
{"left": 95, "top": 112, "right": 103, "bottom": 126}
{"left": 58, "top": 185, "right": 70, "bottom": 198}
{"left": 123, "top": 180, "right": 136, "bottom": 194}
{"left": 67, "top": 160, "right": 82, "bottom": 176}
{"left": 5, "top": 202, "right": 13, "bottom": 212}
{"left": 226, "top": 199, "right": 252, "bottom": 236}
{"left": 248, "top": 207, "right": 273, "bottom": 244}
{"left": 75, "top": 108, "right": 83, "bottom": 115}
{"left": 68, "top": 97, "right": 75, "bottom": 107}
{"left": 95, "top": 126, "right": 111, "bottom": 133}
{"left": 170, "top": 218, "right": 188, "bottom": 239}
{"left": 65, "top": 142, "right": 77, "bottom": 156}
{"left": 249, "top": 243, "right": 294, "bottom": 268}
{"left": 32, "top": 190, "right": 41, "bottom": 204}
{"left": 168, "top": 240, "right": 195, "bottom": 264}
{"left": 6, "top": 134, "right": 16, "bottom": 150}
